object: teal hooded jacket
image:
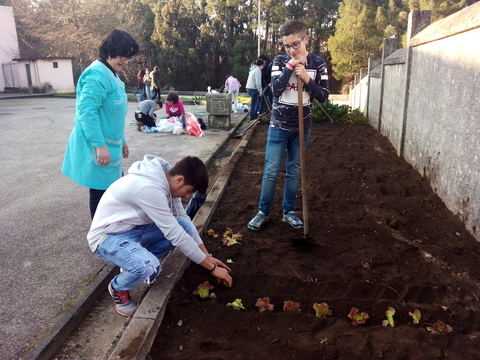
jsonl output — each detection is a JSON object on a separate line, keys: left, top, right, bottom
{"left": 62, "top": 60, "right": 128, "bottom": 190}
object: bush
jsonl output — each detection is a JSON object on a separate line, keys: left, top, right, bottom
{"left": 312, "top": 100, "right": 367, "bottom": 124}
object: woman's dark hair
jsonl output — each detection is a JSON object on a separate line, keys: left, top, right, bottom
{"left": 99, "top": 29, "right": 139, "bottom": 60}
{"left": 170, "top": 156, "right": 209, "bottom": 194}
{"left": 166, "top": 92, "right": 179, "bottom": 104}
{"left": 137, "top": 68, "right": 145, "bottom": 77}
{"left": 258, "top": 54, "right": 270, "bottom": 63}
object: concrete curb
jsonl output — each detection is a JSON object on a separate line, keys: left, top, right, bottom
{"left": 23, "top": 264, "right": 117, "bottom": 360}
{"left": 105, "top": 117, "right": 255, "bottom": 359}
{"left": 22, "top": 113, "right": 249, "bottom": 360}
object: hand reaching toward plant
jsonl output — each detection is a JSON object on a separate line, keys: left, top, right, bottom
{"left": 203, "top": 256, "right": 233, "bottom": 287}
{"left": 213, "top": 264, "right": 233, "bottom": 286}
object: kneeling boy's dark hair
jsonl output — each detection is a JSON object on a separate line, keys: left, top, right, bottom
{"left": 170, "top": 156, "right": 208, "bottom": 194}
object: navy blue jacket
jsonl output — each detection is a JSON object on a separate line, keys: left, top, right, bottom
{"left": 270, "top": 52, "right": 329, "bottom": 133}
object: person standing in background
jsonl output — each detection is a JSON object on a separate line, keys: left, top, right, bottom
{"left": 143, "top": 67, "right": 152, "bottom": 99}
{"left": 224, "top": 74, "right": 241, "bottom": 113}
{"left": 137, "top": 68, "right": 146, "bottom": 101}
{"left": 150, "top": 66, "right": 161, "bottom": 100}
{"left": 245, "top": 59, "right": 264, "bottom": 121}
{"left": 258, "top": 54, "right": 273, "bottom": 113}
{"left": 62, "top": 29, "right": 139, "bottom": 219}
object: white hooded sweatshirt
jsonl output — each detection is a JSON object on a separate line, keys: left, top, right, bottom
{"left": 87, "top": 154, "right": 206, "bottom": 265}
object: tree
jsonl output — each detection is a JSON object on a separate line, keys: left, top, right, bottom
{"left": 328, "top": 0, "right": 384, "bottom": 80}
{"left": 328, "top": 0, "right": 475, "bottom": 81}
{"left": 7, "top": 0, "right": 156, "bottom": 84}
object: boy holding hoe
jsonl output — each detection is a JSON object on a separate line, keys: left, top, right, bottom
{"left": 247, "top": 19, "right": 330, "bottom": 231}
{"left": 87, "top": 155, "right": 232, "bottom": 316}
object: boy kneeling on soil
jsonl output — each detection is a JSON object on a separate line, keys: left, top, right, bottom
{"left": 87, "top": 155, "right": 233, "bottom": 316}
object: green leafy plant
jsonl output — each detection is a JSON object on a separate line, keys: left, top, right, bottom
{"left": 255, "top": 297, "right": 275, "bottom": 312}
{"left": 348, "top": 307, "right": 369, "bottom": 326}
{"left": 193, "top": 281, "right": 214, "bottom": 299}
{"left": 382, "top": 307, "right": 396, "bottom": 327}
{"left": 312, "top": 100, "right": 367, "bottom": 124}
{"left": 222, "top": 227, "right": 242, "bottom": 247}
{"left": 409, "top": 309, "right": 421, "bottom": 324}
{"left": 283, "top": 300, "right": 301, "bottom": 312}
{"left": 226, "top": 298, "right": 245, "bottom": 310}
{"left": 313, "top": 302, "right": 332, "bottom": 317}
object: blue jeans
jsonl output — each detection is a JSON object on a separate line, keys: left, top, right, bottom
{"left": 260, "top": 86, "right": 273, "bottom": 113}
{"left": 138, "top": 88, "right": 146, "bottom": 102}
{"left": 94, "top": 218, "right": 195, "bottom": 291}
{"left": 247, "top": 88, "right": 261, "bottom": 120}
{"left": 145, "top": 84, "right": 152, "bottom": 99}
{"left": 258, "top": 126, "right": 310, "bottom": 216}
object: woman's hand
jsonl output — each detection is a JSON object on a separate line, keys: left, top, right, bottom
{"left": 123, "top": 143, "right": 129, "bottom": 159}
{"left": 96, "top": 146, "right": 110, "bottom": 166}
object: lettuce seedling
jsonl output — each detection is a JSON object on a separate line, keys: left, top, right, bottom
{"left": 283, "top": 300, "right": 301, "bottom": 312}
{"left": 226, "top": 298, "right": 245, "bottom": 310}
{"left": 313, "top": 302, "right": 332, "bottom": 317}
{"left": 348, "top": 307, "right": 369, "bottom": 326}
{"left": 255, "top": 297, "right": 275, "bottom": 312}
{"left": 382, "top": 307, "right": 395, "bottom": 327}
{"left": 206, "top": 229, "right": 218, "bottom": 238}
{"left": 409, "top": 309, "right": 421, "bottom": 324}
{"left": 222, "top": 227, "right": 243, "bottom": 247}
{"left": 432, "top": 320, "right": 453, "bottom": 334}
{"left": 193, "top": 281, "right": 214, "bottom": 299}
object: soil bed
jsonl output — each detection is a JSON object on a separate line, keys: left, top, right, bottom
{"left": 149, "top": 121, "right": 480, "bottom": 360}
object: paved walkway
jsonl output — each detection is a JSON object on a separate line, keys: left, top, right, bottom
{"left": 0, "top": 93, "right": 248, "bottom": 359}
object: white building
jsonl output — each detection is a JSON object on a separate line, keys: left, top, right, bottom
{"left": 0, "top": 5, "right": 20, "bottom": 91}
{"left": 0, "top": 5, "right": 75, "bottom": 93}
{"left": 13, "top": 57, "right": 75, "bottom": 93}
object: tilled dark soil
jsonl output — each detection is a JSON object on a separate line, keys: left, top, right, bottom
{"left": 149, "top": 121, "right": 480, "bottom": 360}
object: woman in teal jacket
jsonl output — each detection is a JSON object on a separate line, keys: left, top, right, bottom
{"left": 62, "top": 29, "right": 139, "bottom": 218}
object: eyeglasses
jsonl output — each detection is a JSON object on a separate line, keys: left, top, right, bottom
{"left": 283, "top": 37, "right": 305, "bottom": 51}
{"left": 120, "top": 56, "right": 135, "bottom": 63}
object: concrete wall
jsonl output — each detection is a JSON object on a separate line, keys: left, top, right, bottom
{"left": 16, "top": 58, "right": 75, "bottom": 93}
{"left": 404, "top": 19, "right": 480, "bottom": 238}
{"left": 352, "top": 3, "right": 480, "bottom": 242}
{"left": 380, "top": 50, "right": 406, "bottom": 153}
{"left": 0, "top": 6, "right": 20, "bottom": 91}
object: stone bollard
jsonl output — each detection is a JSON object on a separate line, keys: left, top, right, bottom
{"left": 206, "top": 93, "right": 232, "bottom": 129}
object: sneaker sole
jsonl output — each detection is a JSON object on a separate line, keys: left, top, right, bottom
{"left": 247, "top": 219, "right": 269, "bottom": 231}
{"left": 282, "top": 219, "right": 304, "bottom": 229}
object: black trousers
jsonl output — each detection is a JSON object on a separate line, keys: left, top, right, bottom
{"left": 151, "top": 88, "right": 161, "bottom": 100}
{"left": 135, "top": 112, "right": 156, "bottom": 127}
{"left": 89, "top": 188, "right": 105, "bottom": 219}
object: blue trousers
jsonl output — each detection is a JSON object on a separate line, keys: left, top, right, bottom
{"left": 94, "top": 219, "right": 195, "bottom": 291}
{"left": 258, "top": 126, "right": 310, "bottom": 215}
